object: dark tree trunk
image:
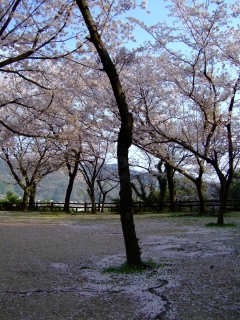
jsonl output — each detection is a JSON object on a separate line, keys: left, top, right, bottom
{"left": 217, "top": 76, "right": 240, "bottom": 223}
{"left": 86, "top": 186, "right": 96, "bottom": 213}
{"left": 89, "top": 186, "right": 96, "bottom": 213}
{"left": 195, "top": 178, "right": 207, "bottom": 215}
{"left": 165, "top": 163, "right": 177, "bottom": 212}
{"left": 64, "top": 152, "right": 80, "bottom": 213}
{"left": 76, "top": 0, "right": 142, "bottom": 267}
{"left": 64, "top": 180, "right": 73, "bottom": 213}
{"left": 215, "top": 89, "right": 236, "bottom": 223}
{"left": 118, "top": 120, "right": 142, "bottom": 266}
{"left": 29, "top": 182, "right": 36, "bottom": 210}
{"left": 218, "top": 177, "right": 227, "bottom": 224}
{"left": 22, "top": 190, "right": 29, "bottom": 211}
{"left": 156, "top": 161, "right": 167, "bottom": 211}
{"left": 214, "top": 165, "right": 232, "bottom": 224}
{"left": 195, "top": 160, "right": 207, "bottom": 215}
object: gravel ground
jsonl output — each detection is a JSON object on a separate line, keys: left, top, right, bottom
{"left": 0, "top": 212, "right": 239, "bottom": 320}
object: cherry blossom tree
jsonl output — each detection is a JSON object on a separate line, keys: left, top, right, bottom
{"left": 0, "top": 133, "right": 63, "bottom": 210}
{"left": 0, "top": 0, "right": 83, "bottom": 135}
{"left": 75, "top": 0, "right": 145, "bottom": 266}
{"left": 123, "top": 55, "right": 207, "bottom": 213}
{"left": 131, "top": 0, "right": 240, "bottom": 223}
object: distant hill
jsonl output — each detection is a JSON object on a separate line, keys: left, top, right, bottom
{"left": 0, "top": 160, "right": 120, "bottom": 202}
{"left": 37, "top": 171, "right": 88, "bottom": 202}
{"left": 0, "top": 159, "right": 88, "bottom": 202}
{"left": 0, "top": 160, "right": 23, "bottom": 198}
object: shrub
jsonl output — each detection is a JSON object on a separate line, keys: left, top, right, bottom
{"left": 0, "top": 191, "right": 22, "bottom": 203}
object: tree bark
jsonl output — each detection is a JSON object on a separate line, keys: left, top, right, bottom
{"left": 216, "top": 83, "right": 237, "bottom": 224}
{"left": 156, "top": 161, "right": 167, "bottom": 211}
{"left": 75, "top": 0, "right": 142, "bottom": 266}
{"left": 64, "top": 179, "right": 73, "bottom": 213}
{"left": 22, "top": 190, "right": 29, "bottom": 211}
{"left": 29, "top": 182, "right": 37, "bottom": 210}
{"left": 195, "top": 178, "right": 207, "bottom": 215}
{"left": 165, "top": 163, "right": 177, "bottom": 212}
{"left": 89, "top": 186, "right": 96, "bottom": 213}
{"left": 218, "top": 177, "right": 227, "bottom": 224}
{"left": 218, "top": 186, "right": 225, "bottom": 224}
{"left": 213, "top": 161, "right": 233, "bottom": 224}
{"left": 64, "top": 152, "right": 80, "bottom": 213}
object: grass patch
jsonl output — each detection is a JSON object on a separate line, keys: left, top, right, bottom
{"left": 206, "top": 222, "right": 237, "bottom": 228}
{"left": 103, "top": 262, "right": 143, "bottom": 274}
{"left": 102, "top": 259, "right": 163, "bottom": 274}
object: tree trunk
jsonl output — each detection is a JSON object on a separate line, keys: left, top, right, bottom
{"left": 118, "top": 122, "right": 142, "bottom": 266}
{"left": 75, "top": 0, "right": 142, "bottom": 267}
{"left": 156, "top": 161, "right": 167, "bottom": 211}
{"left": 218, "top": 178, "right": 227, "bottom": 224}
{"left": 22, "top": 190, "right": 29, "bottom": 211}
{"left": 165, "top": 163, "right": 177, "bottom": 212}
{"left": 217, "top": 77, "right": 239, "bottom": 223}
{"left": 101, "top": 192, "right": 106, "bottom": 212}
{"left": 195, "top": 179, "right": 207, "bottom": 215}
{"left": 64, "top": 154, "right": 80, "bottom": 213}
{"left": 29, "top": 182, "right": 36, "bottom": 210}
{"left": 90, "top": 186, "right": 96, "bottom": 213}
{"left": 63, "top": 180, "right": 73, "bottom": 213}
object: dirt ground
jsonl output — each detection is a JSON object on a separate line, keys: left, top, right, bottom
{"left": 0, "top": 211, "right": 239, "bottom": 320}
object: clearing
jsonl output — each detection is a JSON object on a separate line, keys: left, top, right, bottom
{"left": 0, "top": 212, "right": 239, "bottom": 319}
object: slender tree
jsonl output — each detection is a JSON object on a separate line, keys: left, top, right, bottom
{"left": 64, "top": 149, "right": 81, "bottom": 213}
{"left": 75, "top": 0, "right": 142, "bottom": 266}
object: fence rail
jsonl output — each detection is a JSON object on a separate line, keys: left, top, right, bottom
{"left": 1, "top": 199, "right": 240, "bottom": 213}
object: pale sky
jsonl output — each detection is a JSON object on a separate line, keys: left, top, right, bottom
{"left": 123, "top": 0, "right": 236, "bottom": 48}
{"left": 131, "top": 0, "right": 170, "bottom": 24}
{"left": 125, "top": 1, "right": 171, "bottom": 47}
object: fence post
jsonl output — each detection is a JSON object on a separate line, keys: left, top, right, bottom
{"left": 84, "top": 201, "right": 87, "bottom": 212}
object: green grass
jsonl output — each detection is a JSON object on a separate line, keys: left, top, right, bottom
{"left": 206, "top": 222, "right": 237, "bottom": 228}
{"left": 103, "top": 263, "right": 143, "bottom": 274}
{"left": 102, "top": 259, "right": 163, "bottom": 274}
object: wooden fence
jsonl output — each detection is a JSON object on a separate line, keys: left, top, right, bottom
{"left": 1, "top": 199, "right": 240, "bottom": 213}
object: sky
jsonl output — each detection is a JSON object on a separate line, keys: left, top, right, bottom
{"left": 131, "top": 1, "right": 170, "bottom": 23}
{"left": 123, "top": 1, "right": 171, "bottom": 47}
{"left": 130, "top": 1, "right": 170, "bottom": 24}
{"left": 121, "top": 0, "right": 237, "bottom": 48}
